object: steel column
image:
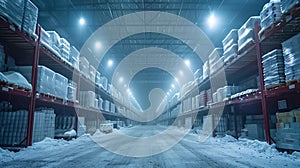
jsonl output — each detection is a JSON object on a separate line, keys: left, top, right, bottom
{"left": 26, "top": 25, "right": 41, "bottom": 146}
{"left": 254, "top": 22, "right": 271, "bottom": 144}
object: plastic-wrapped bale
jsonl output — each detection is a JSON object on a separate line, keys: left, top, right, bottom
{"left": 67, "top": 80, "right": 77, "bottom": 102}
{"left": 79, "top": 91, "right": 96, "bottom": 108}
{"left": 260, "top": 1, "right": 282, "bottom": 31}
{"left": 69, "top": 46, "right": 79, "bottom": 70}
{"left": 209, "top": 48, "right": 223, "bottom": 75}
{"left": 203, "top": 61, "right": 209, "bottom": 80}
{"left": 3, "top": 71, "right": 32, "bottom": 89}
{"left": 223, "top": 29, "right": 238, "bottom": 63}
{"left": 238, "top": 16, "right": 261, "bottom": 52}
{"left": 59, "top": 38, "right": 70, "bottom": 61}
{"left": 0, "top": 0, "right": 24, "bottom": 29}
{"left": 262, "top": 49, "right": 285, "bottom": 87}
{"left": 40, "top": 28, "right": 51, "bottom": 47}
{"left": 22, "top": 0, "right": 38, "bottom": 36}
{"left": 100, "top": 76, "right": 108, "bottom": 91}
{"left": 10, "top": 65, "right": 55, "bottom": 95}
{"left": 79, "top": 56, "right": 89, "bottom": 77}
{"left": 281, "top": 0, "right": 300, "bottom": 14}
{"left": 54, "top": 73, "right": 68, "bottom": 100}
{"left": 89, "top": 65, "right": 96, "bottom": 82}
{"left": 47, "top": 31, "right": 61, "bottom": 56}
{"left": 282, "top": 33, "right": 300, "bottom": 82}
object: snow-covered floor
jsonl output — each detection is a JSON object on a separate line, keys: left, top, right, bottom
{"left": 1, "top": 125, "right": 300, "bottom": 168}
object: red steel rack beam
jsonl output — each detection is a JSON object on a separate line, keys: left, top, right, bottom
{"left": 254, "top": 22, "right": 271, "bottom": 144}
{"left": 27, "top": 25, "right": 41, "bottom": 146}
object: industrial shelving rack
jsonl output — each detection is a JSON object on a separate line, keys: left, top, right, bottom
{"left": 161, "top": 5, "right": 300, "bottom": 146}
{"left": 0, "top": 16, "right": 127, "bottom": 147}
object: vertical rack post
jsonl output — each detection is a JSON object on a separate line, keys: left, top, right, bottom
{"left": 27, "top": 25, "right": 41, "bottom": 146}
{"left": 254, "top": 21, "right": 271, "bottom": 144}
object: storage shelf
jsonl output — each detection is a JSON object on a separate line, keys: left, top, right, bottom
{"left": 0, "top": 85, "right": 31, "bottom": 98}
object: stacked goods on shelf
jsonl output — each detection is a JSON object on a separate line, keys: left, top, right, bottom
{"left": 243, "top": 115, "right": 265, "bottom": 140}
{"left": 193, "top": 68, "right": 203, "bottom": 84}
{"left": 282, "top": 33, "right": 300, "bottom": 82}
{"left": 33, "top": 108, "right": 55, "bottom": 143}
{"left": 100, "top": 76, "right": 108, "bottom": 91}
{"left": 2, "top": 71, "right": 32, "bottom": 89}
{"left": 69, "top": 46, "right": 79, "bottom": 70}
{"left": 79, "top": 56, "right": 90, "bottom": 77}
{"left": 22, "top": 0, "right": 38, "bottom": 36}
{"left": 213, "top": 85, "right": 240, "bottom": 103}
{"left": 67, "top": 80, "right": 77, "bottom": 102}
{"left": 40, "top": 28, "right": 51, "bottom": 49}
{"left": 230, "top": 89, "right": 259, "bottom": 99}
{"left": 222, "top": 29, "right": 238, "bottom": 63}
{"left": 202, "top": 61, "right": 209, "bottom": 80}
{"left": 196, "top": 90, "right": 206, "bottom": 108}
{"left": 276, "top": 109, "right": 300, "bottom": 150}
{"left": 54, "top": 73, "right": 68, "bottom": 100}
{"left": 59, "top": 38, "right": 70, "bottom": 62}
{"left": 181, "top": 81, "right": 196, "bottom": 97}
{"left": 206, "top": 89, "right": 212, "bottom": 105}
{"left": 260, "top": 0, "right": 282, "bottom": 32}
{"left": 262, "top": 49, "right": 285, "bottom": 87}
{"left": 89, "top": 65, "right": 96, "bottom": 82}
{"left": 95, "top": 71, "right": 101, "bottom": 87}
{"left": 47, "top": 31, "right": 61, "bottom": 57}
{"left": 209, "top": 48, "right": 223, "bottom": 75}
{"left": 79, "top": 91, "right": 97, "bottom": 108}
{"left": 0, "top": 0, "right": 37, "bottom": 36}
{"left": 0, "top": 44, "right": 5, "bottom": 72}
{"left": 238, "top": 16, "right": 261, "bottom": 52}
{"left": 110, "top": 102, "right": 116, "bottom": 113}
{"left": 0, "top": 103, "right": 56, "bottom": 145}
{"left": 182, "top": 97, "right": 192, "bottom": 112}
{"left": 103, "top": 100, "right": 110, "bottom": 112}
{"left": 55, "top": 115, "right": 76, "bottom": 136}
{"left": 10, "top": 66, "right": 55, "bottom": 93}
{"left": 98, "top": 97, "right": 103, "bottom": 110}
{"left": 281, "top": 0, "right": 300, "bottom": 14}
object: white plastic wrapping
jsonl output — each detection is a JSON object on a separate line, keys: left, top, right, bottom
{"left": 3, "top": 71, "right": 32, "bottom": 89}
{"left": 47, "top": 31, "right": 61, "bottom": 56}
{"left": 79, "top": 56, "right": 89, "bottom": 77}
{"left": 238, "top": 16, "right": 260, "bottom": 51}
{"left": 202, "top": 61, "right": 209, "bottom": 80}
{"left": 281, "top": 0, "right": 300, "bottom": 14}
{"left": 54, "top": 73, "right": 68, "bottom": 100}
{"left": 260, "top": 1, "right": 282, "bottom": 31}
{"left": 0, "top": 0, "right": 25, "bottom": 29}
{"left": 67, "top": 80, "right": 77, "bottom": 102}
{"left": 22, "top": 0, "right": 38, "bottom": 35}
{"left": 222, "top": 29, "right": 238, "bottom": 61}
{"left": 69, "top": 46, "right": 79, "bottom": 70}
{"left": 100, "top": 76, "right": 108, "bottom": 91}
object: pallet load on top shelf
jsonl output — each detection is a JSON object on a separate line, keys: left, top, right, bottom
{"left": 222, "top": 29, "right": 238, "bottom": 64}
{"left": 209, "top": 48, "right": 223, "bottom": 75}
{"left": 276, "top": 109, "right": 300, "bottom": 150}
{"left": 47, "top": 31, "right": 61, "bottom": 57}
{"left": 260, "top": 0, "right": 282, "bottom": 32}
{"left": 79, "top": 56, "right": 89, "bottom": 77}
{"left": 59, "top": 38, "right": 70, "bottom": 62}
{"left": 262, "top": 49, "right": 285, "bottom": 88}
{"left": 0, "top": 0, "right": 38, "bottom": 36}
{"left": 282, "top": 33, "right": 300, "bottom": 82}
{"left": 69, "top": 46, "right": 79, "bottom": 70}
{"left": 238, "top": 16, "right": 261, "bottom": 52}
{"left": 281, "top": 0, "right": 300, "bottom": 14}
{"left": 10, "top": 66, "right": 55, "bottom": 96}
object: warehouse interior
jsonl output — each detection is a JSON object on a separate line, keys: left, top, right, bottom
{"left": 1, "top": 0, "right": 300, "bottom": 167}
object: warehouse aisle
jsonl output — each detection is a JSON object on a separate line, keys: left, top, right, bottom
{"left": 1, "top": 126, "right": 300, "bottom": 168}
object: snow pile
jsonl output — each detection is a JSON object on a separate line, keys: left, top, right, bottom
{"left": 0, "top": 148, "right": 14, "bottom": 162}
{"left": 64, "top": 129, "right": 76, "bottom": 136}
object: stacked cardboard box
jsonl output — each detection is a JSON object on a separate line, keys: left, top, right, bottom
{"left": 276, "top": 109, "right": 300, "bottom": 150}
{"left": 262, "top": 49, "right": 285, "bottom": 87}
{"left": 282, "top": 33, "right": 300, "bottom": 82}
{"left": 260, "top": 1, "right": 282, "bottom": 31}
{"left": 222, "top": 29, "right": 238, "bottom": 63}
{"left": 238, "top": 16, "right": 261, "bottom": 52}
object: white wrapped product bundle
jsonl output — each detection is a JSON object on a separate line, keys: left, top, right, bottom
{"left": 9, "top": 65, "right": 55, "bottom": 95}
{"left": 282, "top": 33, "right": 300, "bottom": 82}
{"left": 260, "top": 1, "right": 282, "bottom": 31}
{"left": 202, "top": 61, "right": 209, "bottom": 80}
{"left": 22, "top": 0, "right": 38, "bottom": 36}
{"left": 89, "top": 65, "right": 96, "bottom": 82}
{"left": 281, "top": 0, "right": 300, "bottom": 14}
{"left": 222, "top": 29, "right": 238, "bottom": 54}
{"left": 54, "top": 73, "right": 68, "bottom": 100}
{"left": 67, "top": 80, "right": 77, "bottom": 102}
{"left": 100, "top": 76, "right": 108, "bottom": 91}
{"left": 0, "top": 0, "right": 24, "bottom": 29}
{"left": 3, "top": 71, "right": 32, "bottom": 89}
{"left": 79, "top": 56, "right": 89, "bottom": 76}
{"left": 238, "top": 16, "right": 260, "bottom": 51}
{"left": 69, "top": 46, "right": 79, "bottom": 70}
{"left": 47, "top": 31, "right": 61, "bottom": 56}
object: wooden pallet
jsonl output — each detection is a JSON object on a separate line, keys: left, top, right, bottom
{"left": 286, "top": 79, "right": 300, "bottom": 86}
{"left": 2, "top": 83, "right": 31, "bottom": 92}
{"left": 265, "top": 83, "right": 285, "bottom": 90}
